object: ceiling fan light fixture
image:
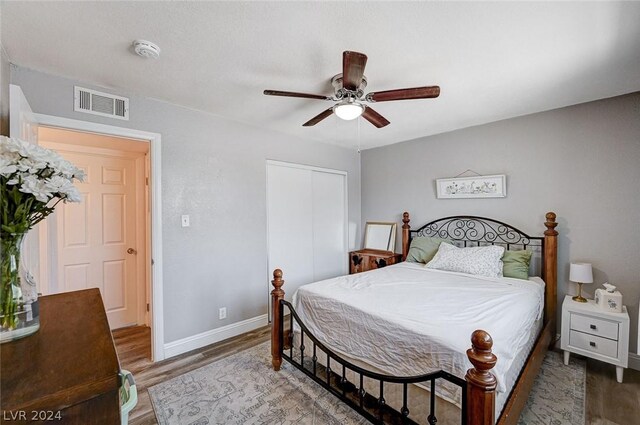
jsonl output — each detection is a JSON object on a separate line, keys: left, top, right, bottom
{"left": 333, "top": 100, "right": 364, "bottom": 121}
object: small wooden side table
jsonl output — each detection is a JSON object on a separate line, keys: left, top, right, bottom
{"left": 349, "top": 249, "right": 402, "bottom": 274}
{"left": 561, "top": 295, "right": 629, "bottom": 382}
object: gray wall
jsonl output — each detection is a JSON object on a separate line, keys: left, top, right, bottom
{"left": 0, "top": 46, "right": 9, "bottom": 136}
{"left": 362, "top": 92, "right": 640, "bottom": 353}
{"left": 11, "top": 66, "right": 361, "bottom": 344}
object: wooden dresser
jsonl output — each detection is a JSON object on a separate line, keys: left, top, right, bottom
{"left": 349, "top": 249, "right": 402, "bottom": 274}
{"left": 1, "top": 289, "right": 121, "bottom": 424}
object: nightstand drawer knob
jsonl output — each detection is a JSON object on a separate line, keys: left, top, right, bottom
{"left": 589, "top": 341, "right": 596, "bottom": 347}
{"left": 590, "top": 324, "right": 597, "bottom": 330}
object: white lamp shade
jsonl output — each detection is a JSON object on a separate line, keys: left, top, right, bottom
{"left": 334, "top": 101, "right": 364, "bottom": 120}
{"left": 570, "top": 262, "right": 593, "bottom": 283}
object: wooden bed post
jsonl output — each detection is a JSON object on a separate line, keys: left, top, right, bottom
{"left": 495, "top": 213, "right": 559, "bottom": 425}
{"left": 543, "top": 212, "right": 558, "bottom": 342}
{"left": 402, "top": 211, "right": 411, "bottom": 261}
{"left": 466, "top": 330, "right": 498, "bottom": 425}
{"left": 271, "top": 269, "right": 284, "bottom": 371}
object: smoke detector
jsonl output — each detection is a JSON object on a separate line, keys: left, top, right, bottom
{"left": 132, "top": 40, "right": 161, "bottom": 59}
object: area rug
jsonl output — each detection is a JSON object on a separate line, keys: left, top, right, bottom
{"left": 149, "top": 342, "right": 585, "bottom": 425}
{"left": 517, "top": 351, "right": 586, "bottom": 425}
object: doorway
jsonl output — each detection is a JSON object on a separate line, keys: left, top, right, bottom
{"left": 38, "top": 127, "right": 150, "bottom": 331}
{"left": 32, "top": 114, "right": 165, "bottom": 362}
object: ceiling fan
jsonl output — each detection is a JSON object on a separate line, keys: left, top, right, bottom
{"left": 264, "top": 51, "right": 440, "bottom": 128}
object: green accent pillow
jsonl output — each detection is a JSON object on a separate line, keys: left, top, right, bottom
{"left": 502, "top": 250, "right": 533, "bottom": 280}
{"left": 406, "top": 236, "right": 452, "bottom": 263}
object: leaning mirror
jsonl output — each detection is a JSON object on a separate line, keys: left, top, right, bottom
{"left": 363, "top": 222, "right": 397, "bottom": 252}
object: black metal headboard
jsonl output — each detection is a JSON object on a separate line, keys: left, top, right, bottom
{"left": 409, "top": 215, "right": 545, "bottom": 275}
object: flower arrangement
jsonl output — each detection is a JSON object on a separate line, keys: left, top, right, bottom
{"left": 1, "top": 135, "right": 84, "bottom": 333}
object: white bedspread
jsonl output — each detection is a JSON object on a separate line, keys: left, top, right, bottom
{"left": 292, "top": 262, "right": 544, "bottom": 405}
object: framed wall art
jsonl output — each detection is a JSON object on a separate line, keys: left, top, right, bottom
{"left": 363, "top": 222, "right": 397, "bottom": 252}
{"left": 436, "top": 174, "right": 506, "bottom": 199}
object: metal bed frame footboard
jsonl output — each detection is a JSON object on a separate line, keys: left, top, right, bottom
{"left": 278, "top": 299, "right": 467, "bottom": 425}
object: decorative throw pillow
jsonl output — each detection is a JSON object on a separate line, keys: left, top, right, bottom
{"left": 425, "top": 243, "right": 505, "bottom": 278}
{"left": 502, "top": 250, "right": 533, "bottom": 280}
{"left": 406, "top": 236, "right": 452, "bottom": 263}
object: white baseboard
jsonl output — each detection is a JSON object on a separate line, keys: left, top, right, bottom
{"left": 629, "top": 353, "right": 640, "bottom": 371}
{"left": 164, "top": 314, "right": 268, "bottom": 359}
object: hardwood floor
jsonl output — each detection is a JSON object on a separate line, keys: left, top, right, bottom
{"left": 112, "top": 325, "right": 270, "bottom": 425}
{"left": 585, "top": 357, "right": 640, "bottom": 425}
{"left": 113, "top": 326, "right": 640, "bottom": 425}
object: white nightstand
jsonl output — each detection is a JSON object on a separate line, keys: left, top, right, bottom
{"left": 561, "top": 295, "right": 630, "bottom": 382}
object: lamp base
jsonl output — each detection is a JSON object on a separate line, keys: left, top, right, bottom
{"left": 572, "top": 282, "right": 588, "bottom": 303}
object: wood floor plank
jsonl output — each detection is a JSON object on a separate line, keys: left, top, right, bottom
{"left": 584, "top": 357, "right": 640, "bottom": 425}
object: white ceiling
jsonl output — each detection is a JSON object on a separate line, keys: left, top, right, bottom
{"left": 2, "top": 1, "right": 640, "bottom": 149}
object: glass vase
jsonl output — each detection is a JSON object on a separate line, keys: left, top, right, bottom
{"left": 0, "top": 232, "right": 40, "bottom": 343}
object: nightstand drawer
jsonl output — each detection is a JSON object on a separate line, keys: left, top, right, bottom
{"left": 570, "top": 313, "right": 619, "bottom": 340}
{"left": 569, "top": 330, "right": 618, "bottom": 358}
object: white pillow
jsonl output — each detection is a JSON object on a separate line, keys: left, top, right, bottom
{"left": 425, "top": 242, "right": 505, "bottom": 278}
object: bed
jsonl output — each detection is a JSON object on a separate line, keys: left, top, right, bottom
{"left": 270, "top": 212, "right": 558, "bottom": 425}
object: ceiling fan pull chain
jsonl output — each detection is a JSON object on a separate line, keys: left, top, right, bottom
{"left": 357, "top": 116, "right": 362, "bottom": 154}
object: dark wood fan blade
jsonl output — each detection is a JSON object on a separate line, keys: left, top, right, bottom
{"left": 362, "top": 107, "right": 390, "bottom": 128}
{"left": 302, "top": 108, "right": 334, "bottom": 126}
{"left": 342, "top": 51, "right": 368, "bottom": 91}
{"left": 368, "top": 86, "right": 440, "bottom": 102}
{"left": 264, "top": 90, "right": 331, "bottom": 100}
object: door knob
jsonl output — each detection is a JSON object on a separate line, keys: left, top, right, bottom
{"left": 127, "top": 248, "right": 137, "bottom": 255}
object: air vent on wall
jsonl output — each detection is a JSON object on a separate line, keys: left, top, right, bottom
{"left": 74, "top": 86, "right": 129, "bottom": 120}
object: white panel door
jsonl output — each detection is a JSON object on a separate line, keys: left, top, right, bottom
{"left": 312, "top": 171, "right": 347, "bottom": 280}
{"left": 47, "top": 149, "right": 139, "bottom": 329}
{"left": 267, "top": 164, "right": 313, "bottom": 301}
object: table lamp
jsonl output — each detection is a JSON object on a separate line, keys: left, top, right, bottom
{"left": 569, "top": 262, "right": 593, "bottom": 303}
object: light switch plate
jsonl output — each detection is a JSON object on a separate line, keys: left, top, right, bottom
{"left": 181, "top": 215, "right": 190, "bottom": 227}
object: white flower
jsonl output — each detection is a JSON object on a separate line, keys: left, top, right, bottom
{"left": 47, "top": 156, "right": 80, "bottom": 179}
{"left": 73, "top": 168, "right": 86, "bottom": 182}
{"left": 1, "top": 136, "right": 82, "bottom": 205}
{"left": 6, "top": 172, "right": 25, "bottom": 186}
{"left": 30, "top": 144, "right": 59, "bottom": 164}
{"left": 19, "top": 174, "right": 53, "bottom": 203}
{"left": 44, "top": 175, "right": 82, "bottom": 201}
{"left": 63, "top": 186, "right": 82, "bottom": 203}
{"left": 0, "top": 137, "right": 24, "bottom": 155}
{"left": 0, "top": 157, "right": 18, "bottom": 176}
{"left": 44, "top": 175, "right": 72, "bottom": 192}
{"left": 16, "top": 156, "right": 48, "bottom": 173}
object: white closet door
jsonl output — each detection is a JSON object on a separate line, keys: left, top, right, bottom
{"left": 312, "top": 171, "right": 347, "bottom": 280}
{"left": 266, "top": 162, "right": 347, "bottom": 306}
{"left": 267, "top": 164, "right": 314, "bottom": 301}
